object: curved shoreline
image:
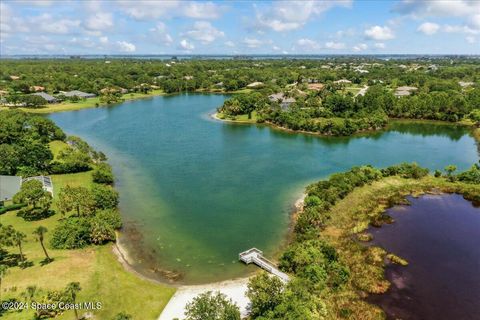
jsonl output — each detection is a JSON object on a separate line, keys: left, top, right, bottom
{"left": 211, "top": 111, "right": 480, "bottom": 143}
{"left": 112, "top": 191, "right": 307, "bottom": 319}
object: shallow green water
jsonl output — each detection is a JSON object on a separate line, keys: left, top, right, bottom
{"left": 49, "top": 94, "right": 479, "bottom": 284}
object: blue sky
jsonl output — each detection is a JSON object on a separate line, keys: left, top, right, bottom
{"left": 1, "top": 0, "right": 479, "bottom": 55}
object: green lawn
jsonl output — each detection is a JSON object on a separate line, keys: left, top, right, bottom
{"left": 216, "top": 111, "right": 258, "bottom": 123}
{"left": 7, "top": 90, "right": 165, "bottom": 114}
{"left": 48, "top": 140, "right": 69, "bottom": 161}
{"left": 1, "top": 166, "right": 175, "bottom": 319}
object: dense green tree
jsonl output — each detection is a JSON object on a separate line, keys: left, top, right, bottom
{"left": 185, "top": 291, "right": 240, "bottom": 320}
{"left": 246, "top": 273, "right": 285, "bottom": 318}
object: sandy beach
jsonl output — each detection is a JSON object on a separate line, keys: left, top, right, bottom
{"left": 112, "top": 192, "right": 307, "bottom": 319}
{"left": 158, "top": 277, "right": 251, "bottom": 320}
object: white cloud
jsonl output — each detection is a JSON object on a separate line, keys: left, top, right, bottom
{"left": 183, "top": 21, "right": 224, "bottom": 44}
{"left": 85, "top": 12, "right": 113, "bottom": 31}
{"left": 417, "top": 22, "right": 440, "bottom": 35}
{"left": 254, "top": 0, "right": 352, "bottom": 32}
{"left": 99, "top": 36, "right": 109, "bottom": 44}
{"left": 183, "top": 2, "right": 222, "bottom": 19}
{"left": 150, "top": 22, "right": 173, "bottom": 45}
{"left": 33, "top": 15, "right": 81, "bottom": 34}
{"left": 374, "top": 42, "right": 386, "bottom": 49}
{"left": 395, "top": 0, "right": 480, "bottom": 18}
{"left": 117, "top": 1, "right": 222, "bottom": 20}
{"left": 272, "top": 45, "right": 281, "bottom": 51}
{"left": 69, "top": 37, "right": 96, "bottom": 48}
{"left": 297, "top": 38, "right": 321, "bottom": 50}
{"left": 353, "top": 43, "right": 368, "bottom": 52}
{"left": 466, "top": 36, "right": 476, "bottom": 44}
{"left": 444, "top": 24, "right": 480, "bottom": 35}
{"left": 224, "top": 41, "right": 235, "bottom": 47}
{"left": 116, "top": 41, "right": 136, "bottom": 52}
{"left": 178, "top": 39, "right": 194, "bottom": 51}
{"left": 325, "top": 41, "right": 345, "bottom": 49}
{"left": 364, "top": 25, "right": 395, "bottom": 40}
{"left": 243, "top": 37, "right": 263, "bottom": 48}
{"left": 395, "top": 1, "right": 480, "bottom": 34}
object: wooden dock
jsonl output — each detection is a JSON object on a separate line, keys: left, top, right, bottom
{"left": 239, "top": 248, "right": 289, "bottom": 282}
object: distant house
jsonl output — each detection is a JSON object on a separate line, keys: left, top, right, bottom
{"left": 307, "top": 83, "right": 325, "bottom": 91}
{"left": 334, "top": 79, "right": 352, "bottom": 84}
{"left": 31, "top": 86, "right": 45, "bottom": 92}
{"left": 394, "top": 86, "right": 418, "bottom": 97}
{"left": 64, "top": 90, "right": 96, "bottom": 98}
{"left": 246, "top": 81, "right": 264, "bottom": 88}
{"left": 32, "top": 92, "right": 57, "bottom": 103}
{"left": 268, "top": 93, "right": 296, "bottom": 110}
{"left": 0, "top": 175, "right": 22, "bottom": 201}
{"left": 459, "top": 81, "right": 474, "bottom": 88}
{"left": 22, "top": 176, "right": 53, "bottom": 195}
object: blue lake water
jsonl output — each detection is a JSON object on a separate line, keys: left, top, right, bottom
{"left": 49, "top": 94, "right": 479, "bottom": 284}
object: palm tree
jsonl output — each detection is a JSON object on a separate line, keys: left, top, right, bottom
{"left": 33, "top": 226, "right": 51, "bottom": 262}
{"left": 65, "top": 282, "right": 81, "bottom": 320}
{"left": 12, "top": 231, "right": 26, "bottom": 265}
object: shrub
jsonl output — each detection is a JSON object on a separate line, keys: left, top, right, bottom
{"left": 92, "top": 185, "right": 119, "bottom": 210}
{"left": 96, "top": 209, "right": 122, "bottom": 229}
{"left": 50, "top": 218, "right": 91, "bottom": 249}
{"left": 92, "top": 163, "right": 114, "bottom": 184}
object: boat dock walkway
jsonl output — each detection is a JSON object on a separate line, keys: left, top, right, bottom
{"left": 239, "top": 248, "right": 290, "bottom": 282}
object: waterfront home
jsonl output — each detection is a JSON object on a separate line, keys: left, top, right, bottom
{"left": 32, "top": 92, "right": 58, "bottom": 103}
{"left": 0, "top": 175, "right": 22, "bottom": 201}
{"left": 64, "top": 90, "right": 96, "bottom": 98}
{"left": 334, "top": 79, "right": 352, "bottom": 84}
{"left": 246, "top": 81, "right": 264, "bottom": 88}
{"left": 307, "top": 83, "right": 325, "bottom": 91}
{"left": 22, "top": 176, "right": 54, "bottom": 195}
{"left": 268, "top": 93, "right": 296, "bottom": 109}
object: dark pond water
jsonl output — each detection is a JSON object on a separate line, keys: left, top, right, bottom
{"left": 48, "top": 94, "right": 479, "bottom": 284}
{"left": 369, "top": 194, "right": 480, "bottom": 320}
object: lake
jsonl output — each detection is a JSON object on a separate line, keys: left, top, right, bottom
{"left": 368, "top": 194, "right": 480, "bottom": 320}
{"left": 49, "top": 94, "right": 479, "bottom": 284}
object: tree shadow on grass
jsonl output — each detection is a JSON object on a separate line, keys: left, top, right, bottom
{"left": 39, "top": 258, "right": 54, "bottom": 266}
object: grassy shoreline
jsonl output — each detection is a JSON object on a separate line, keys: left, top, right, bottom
{"left": 1, "top": 142, "right": 175, "bottom": 319}
{"left": 215, "top": 111, "right": 480, "bottom": 143}
{"left": 0, "top": 88, "right": 249, "bottom": 115}
{"left": 303, "top": 175, "right": 480, "bottom": 318}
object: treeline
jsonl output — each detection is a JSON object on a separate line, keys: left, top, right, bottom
{"left": 0, "top": 109, "right": 121, "bottom": 270}
{"left": 1, "top": 58, "right": 478, "bottom": 96}
{"left": 0, "top": 110, "right": 110, "bottom": 176}
{"left": 219, "top": 83, "right": 480, "bottom": 136}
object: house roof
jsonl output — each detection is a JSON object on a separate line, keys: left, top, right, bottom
{"left": 32, "top": 92, "right": 56, "bottom": 102}
{"left": 23, "top": 176, "right": 53, "bottom": 195}
{"left": 396, "top": 86, "right": 418, "bottom": 91}
{"left": 268, "top": 93, "right": 296, "bottom": 103}
{"left": 64, "top": 90, "right": 96, "bottom": 98}
{"left": 334, "top": 79, "right": 352, "bottom": 84}
{"left": 246, "top": 81, "right": 264, "bottom": 88}
{"left": 0, "top": 175, "right": 22, "bottom": 201}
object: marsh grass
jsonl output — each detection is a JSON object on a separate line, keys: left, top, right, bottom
{"left": 315, "top": 175, "right": 480, "bottom": 318}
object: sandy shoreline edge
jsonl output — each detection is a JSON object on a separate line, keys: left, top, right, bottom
{"left": 112, "top": 180, "right": 306, "bottom": 319}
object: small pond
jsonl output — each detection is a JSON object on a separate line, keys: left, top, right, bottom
{"left": 368, "top": 194, "right": 480, "bottom": 320}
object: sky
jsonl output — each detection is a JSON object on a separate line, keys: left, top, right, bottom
{"left": 0, "top": 0, "right": 479, "bottom": 55}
